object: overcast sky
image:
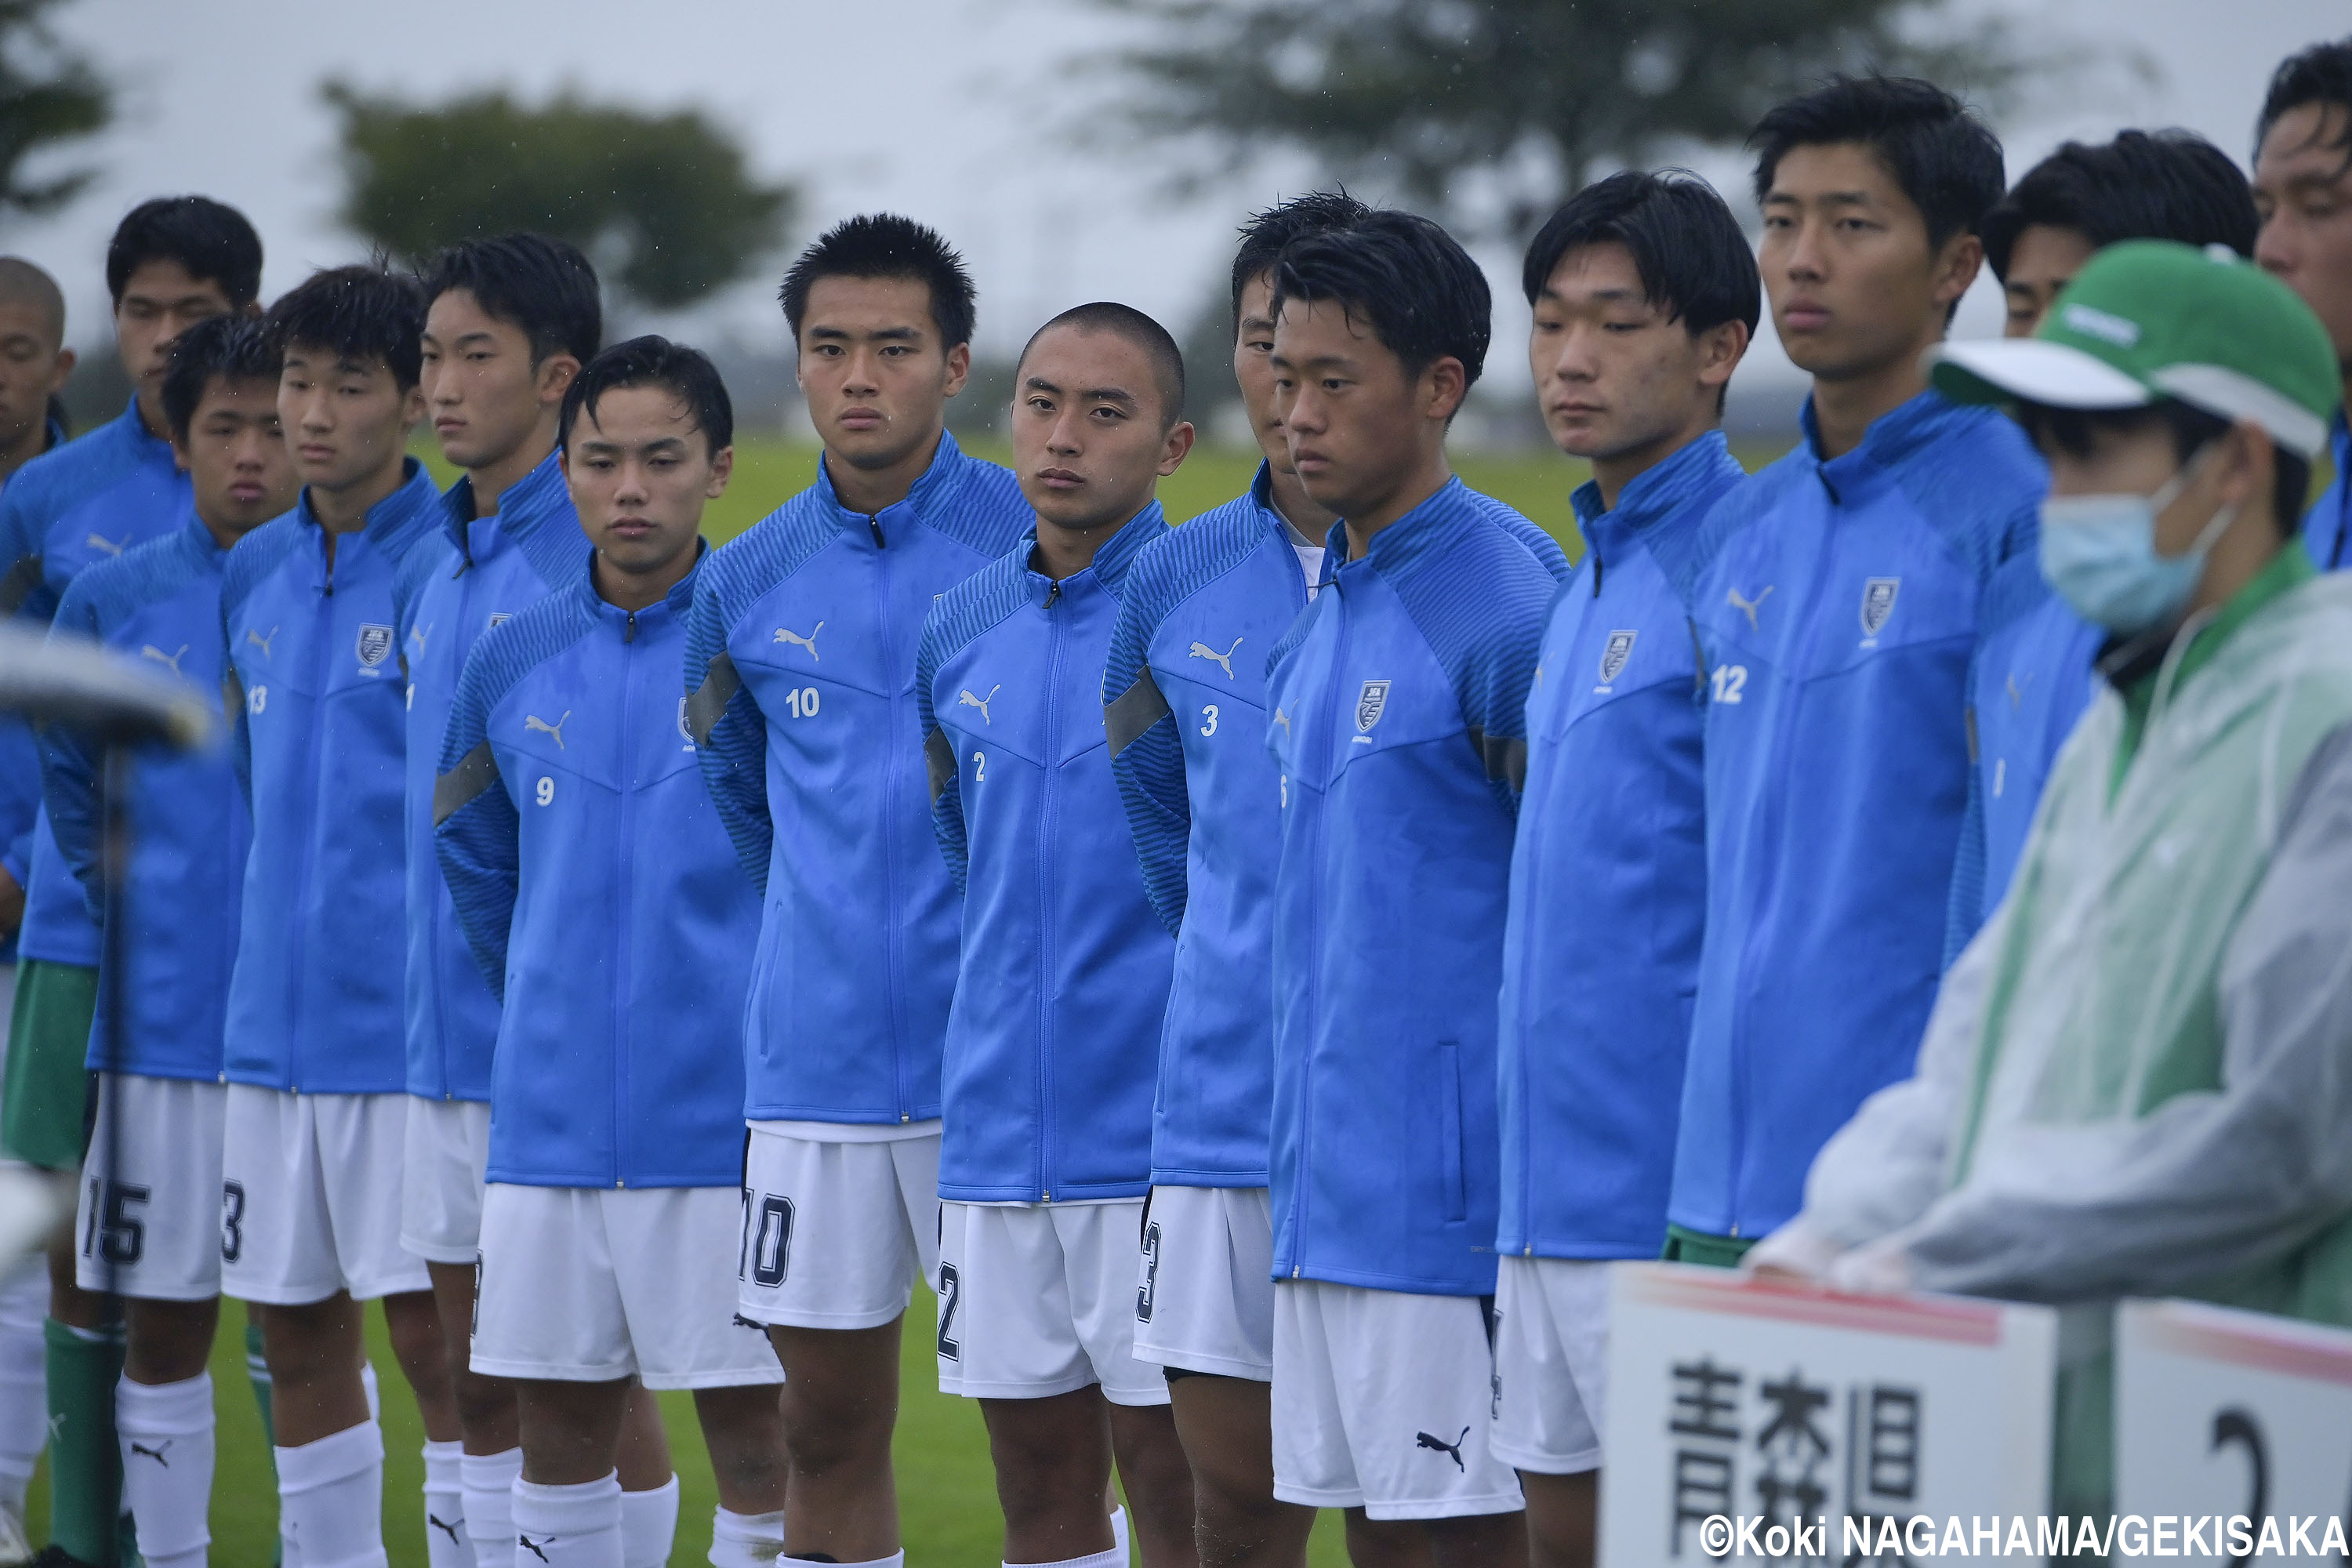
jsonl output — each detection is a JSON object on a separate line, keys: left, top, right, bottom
{"left": 4, "top": 0, "right": 2344, "bottom": 414}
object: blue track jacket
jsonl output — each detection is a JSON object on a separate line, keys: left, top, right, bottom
{"left": 220, "top": 462, "right": 442, "bottom": 1094}
{"left": 1103, "top": 465, "right": 1314, "bottom": 1188}
{"left": 2, "top": 401, "right": 187, "bottom": 967}
{"left": 917, "top": 506, "right": 1174, "bottom": 1203}
{"left": 689, "top": 433, "right": 1029, "bottom": 1126}
{"left": 436, "top": 554, "right": 753, "bottom": 1189}
{"left": 1655, "top": 392, "right": 2042, "bottom": 1242}
{"left": 392, "top": 452, "right": 586, "bottom": 1105}
{"left": 1497, "top": 434, "right": 1744, "bottom": 1261}
{"left": 1265, "top": 478, "right": 1568, "bottom": 1296}
{"left": 42, "top": 514, "right": 248, "bottom": 1080}
{"left": 2304, "top": 413, "right": 2350, "bottom": 572}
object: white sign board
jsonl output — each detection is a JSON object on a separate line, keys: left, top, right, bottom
{"left": 2114, "top": 1298, "right": 2352, "bottom": 1559}
{"left": 1600, "top": 1262, "right": 2056, "bottom": 1565}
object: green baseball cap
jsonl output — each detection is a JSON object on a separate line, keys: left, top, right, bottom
{"left": 1929, "top": 238, "right": 2343, "bottom": 458}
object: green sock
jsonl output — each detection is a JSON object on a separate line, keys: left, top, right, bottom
{"left": 42, "top": 1317, "right": 124, "bottom": 1567}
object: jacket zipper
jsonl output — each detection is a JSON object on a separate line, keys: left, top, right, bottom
{"left": 1290, "top": 583, "right": 1348, "bottom": 1275}
{"left": 612, "top": 608, "right": 641, "bottom": 1185}
{"left": 872, "top": 516, "right": 911, "bottom": 1121}
{"left": 1036, "top": 575, "right": 1065, "bottom": 1200}
{"left": 286, "top": 525, "right": 340, "bottom": 1093}
{"left": 430, "top": 539, "right": 484, "bottom": 1098}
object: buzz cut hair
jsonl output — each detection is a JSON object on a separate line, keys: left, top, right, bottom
{"left": 160, "top": 314, "right": 281, "bottom": 441}
{"left": 559, "top": 334, "right": 734, "bottom": 458}
{"left": 1017, "top": 301, "right": 1186, "bottom": 430}
{"left": 106, "top": 196, "right": 264, "bottom": 310}
{"left": 1231, "top": 191, "right": 1374, "bottom": 328}
{"left": 1269, "top": 209, "right": 1492, "bottom": 392}
{"left": 0, "top": 258, "right": 66, "bottom": 349}
{"left": 419, "top": 233, "right": 602, "bottom": 366}
{"left": 779, "top": 213, "right": 978, "bottom": 350}
{"left": 265, "top": 264, "right": 428, "bottom": 391}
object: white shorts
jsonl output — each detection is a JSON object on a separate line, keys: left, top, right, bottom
{"left": 75, "top": 1074, "right": 227, "bottom": 1301}
{"left": 219, "top": 1085, "right": 432, "bottom": 1306}
{"left": 1490, "top": 1256, "right": 1607, "bottom": 1475}
{"left": 935, "top": 1199, "right": 1168, "bottom": 1407}
{"left": 1272, "top": 1279, "right": 1525, "bottom": 1521}
{"left": 737, "top": 1120, "right": 940, "bottom": 1330}
{"left": 473, "top": 1182, "right": 782, "bottom": 1391}
{"left": 399, "top": 1097, "right": 491, "bottom": 1265}
{"left": 1132, "top": 1185, "right": 1274, "bottom": 1381}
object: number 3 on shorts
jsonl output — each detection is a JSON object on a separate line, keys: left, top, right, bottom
{"left": 220, "top": 1180, "right": 245, "bottom": 1263}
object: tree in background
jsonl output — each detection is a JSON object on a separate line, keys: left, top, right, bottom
{"left": 0, "top": 0, "right": 108, "bottom": 226}
{"left": 1098, "top": 0, "right": 2034, "bottom": 238}
{"left": 325, "top": 83, "right": 794, "bottom": 311}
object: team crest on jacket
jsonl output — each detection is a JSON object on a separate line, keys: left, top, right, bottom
{"left": 1356, "top": 679, "right": 1390, "bottom": 733}
{"left": 1860, "top": 578, "right": 1900, "bottom": 637}
{"left": 1599, "top": 630, "right": 1637, "bottom": 684}
{"left": 355, "top": 623, "right": 394, "bottom": 666}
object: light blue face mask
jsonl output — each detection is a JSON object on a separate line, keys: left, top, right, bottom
{"left": 2038, "top": 452, "right": 2238, "bottom": 635}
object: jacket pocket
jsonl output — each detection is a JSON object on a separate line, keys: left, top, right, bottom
{"left": 1439, "top": 1039, "right": 1465, "bottom": 1221}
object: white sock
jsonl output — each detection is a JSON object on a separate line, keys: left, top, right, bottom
{"left": 361, "top": 1358, "right": 381, "bottom": 1420}
{"left": 1109, "top": 1504, "right": 1127, "bottom": 1561}
{"left": 620, "top": 1472, "right": 680, "bottom": 1568}
{"left": 463, "top": 1446, "right": 524, "bottom": 1568}
{"left": 278, "top": 1418, "right": 390, "bottom": 1568}
{"left": 709, "top": 1504, "right": 783, "bottom": 1567}
{"left": 514, "top": 1471, "right": 623, "bottom": 1567}
{"left": 1007, "top": 1545, "right": 1125, "bottom": 1568}
{"left": 116, "top": 1371, "right": 216, "bottom": 1568}
{"left": 423, "top": 1439, "right": 475, "bottom": 1568}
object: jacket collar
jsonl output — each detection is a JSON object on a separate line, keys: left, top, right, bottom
{"left": 295, "top": 458, "right": 441, "bottom": 554}
{"left": 1323, "top": 474, "right": 1474, "bottom": 585}
{"left": 575, "top": 539, "right": 707, "bottom": 630}
{"left": 1023, "top": 499, "right": 1167, "bottom": 604}
{"left": 441, "top": 448, "right": 570, "bottom": 542}
{"left": 1797, "top": 386, "right": 1974, "bottom": 500}
{"left": 1573, "top": 430, "right": 1740, "bottom": 572}
{"left": 814, "top": 428, "right": 969, "bottom": 537}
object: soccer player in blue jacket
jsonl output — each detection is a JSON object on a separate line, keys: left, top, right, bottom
{"left": 918, "top": 304, "right": 1199, "bottom": 1568}
{"left": 1108, "top": 191, "right": 1451, "bottom": 1568}
{"left": 1261, "top": 212, "right": 1568, "bottom": 1563}
{"left": 391, "top": 233, "right": 619, "bottom": 1568}
{"left": 2253, "top": 40, "right": 2352, "bottom": 572}
{"left": 689, "top": 215, "right": 1028, "bottom": 1568}
{"left": 0, "top": 194, "right": 261, "bottom": 1568}
{"left": 1654, "top": 78, "right": 2043, "bottom": 1267}
{"left": 1940, "top": 132, "right": 2258, "bottom": 955}
{"left": 218, "top": 265, "right": 463, "bottom": 1568}
{"left": 42, "top": 314, "right": 295, "bottom": 1568}
{"left": 1491, "top": 172, "right": 1756, "bottom": 1568}
{"left": 436, "top": 337, "right": 786, "bottom": 1568}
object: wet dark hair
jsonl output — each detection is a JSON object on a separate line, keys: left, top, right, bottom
{"left": 266, "top": 265, "right": 427, "bottom": 390}
{"left": 2256, "top": 36, "right": 2352, "bottom": 167}
{"left": 160, "top": 314, "right": 281, "bottom": 441}
{"left": 107, "top": 197, "right": 263, "bottom": 309}
{"left": 1749, "top": 74, "right": 2005, "bottom": 252}
{"left": 1231, "top": 191, "right": 1374, "bottom": 329}
{"left": 559, "top": 334, "right": 734, "bottom": 457}
{"left": 779, "top": 213, "right": 977, "bottom": 350}
{"left": 419, "top": 233, "right": 601, "bottom": 366}
{"left": 1269, "top": 209, "right": 1491, "bottom": 393}
{"left": 1983, "top": 131, "right": 2257, "bottom": 282}
{"left": 1017, "top": 301, "right": 1186, "bottom": 430}
{"left": 1523, "top": 170, "right": 1761, "bottom": 336}
{"left": 2015, "top": 399, "right": 2310, "bottom": 535}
